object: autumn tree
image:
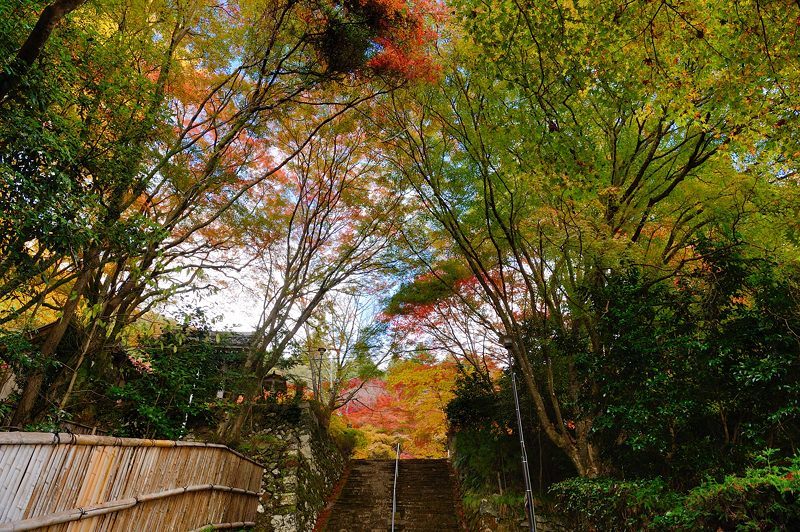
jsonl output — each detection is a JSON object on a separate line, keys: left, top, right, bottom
{"left": 299, "top": 290, "right": 389, "bottom": 417}
{"left": 1, "top": 0, "right": 197, "bottom": 424}
{"left": 214, "top": 110, "right": 408, "bottom": 437}
{"left": 384, "top": 260, "right": 507, "bottom": 381}
{"left": 341, "top": 351, "right": 460, "bottom": 458}
{"left": 239, "top": 114, "right": 400, "bottom": 368}
{"left": 380, "top": 0, "right": 799, "bottom": 476}
{"left": 1, "top": 0, "right": 439, "bottom": 425}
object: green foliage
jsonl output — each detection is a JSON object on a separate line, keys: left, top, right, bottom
{"left": 447, "top": 246, "right": 800, "bottom": 526}
{"left": 0, "top": 330, "right": 57, "bottom": 422}
{"left": 446, "top": 372, "right": 503, "bottom": 435}
{"left": 328, "top": 414, "right": 364, "bottom": 455}
{"left": 550, "top": 477, "right": 679, "bottom": 531}
{"left": 447, "top": 371, "right": 572, "bottom": 497}
{"left": 583, "top": 246, "right": 800, "bottom": 481}
{"left": 461, "top": 490, "right": 525, "bottom": 519}
{"left": 0, "top": 0, "right": 163, "bottom": 262}
{"left": 384, "top": 260, "right": 472, "bottom": 316}
{"left": 654, "top": 453, "right": 800, "bottom": 531}
{"left": 101, "top": 327, "right": 244, "bottom": 440}
{"left": 386, "top": 0, "right": 800, "bottom": 479}
{"left": 551, "top": 454, "right": 800, "bottom": 531}
{"left": 22, "top": 412, "right": 66, "bottom": 434}
{"left": 0, "top": 330, "right": 41, "bottom": 373}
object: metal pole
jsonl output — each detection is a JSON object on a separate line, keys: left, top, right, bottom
{"left": 316, "top": 347, "right": 326, "bottom": 401}
{"left": 391, "top": 442, "right": 400, "bottom": 532}
{"left": 181, "top": 369, "right": 201, "bottom": 436}
{"left": 501, "top": 335, "right": 536, "bottom": 532}
{"left": 511, "top": 369, "right": 537, "bottom": 532}
{"left": 329, "top": 352, "right": 334, "bottom": 396}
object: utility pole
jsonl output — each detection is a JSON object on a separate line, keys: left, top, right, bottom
{"left": 500, "top": 334, "right": 537, "bottom": 532}
{"left": 327, "top": 348, "right": 334, "bottom": 393}
{"left": 316, "top": 346, "right": 327, "bottom": 401}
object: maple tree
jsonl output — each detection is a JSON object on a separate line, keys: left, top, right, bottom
{"left": 213, "top": 112, "right": 405, "bottom": 437}
{"left": 384, "top": 262, "right": 511, "bottom": 380}
{"left": 338, "top": 352, "right": 460, "bottom": 458}
{"left": 0, "top": 0, "right": 439, "bottom": 425}
{"left": 379, "top": 0, "right": 800, "bottom": 476}
{"left": 300, "top": 291, "right": 389, "bottom": 415}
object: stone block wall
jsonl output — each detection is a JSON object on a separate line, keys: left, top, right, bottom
{"left": 240, "top": 402, "right": 345, "bottom": 532}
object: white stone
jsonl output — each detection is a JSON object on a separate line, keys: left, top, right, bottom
{"left": 279, "top": 492, "right": 297, "bottom": 506}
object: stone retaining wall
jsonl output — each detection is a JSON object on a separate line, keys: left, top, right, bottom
{"left": 240, "top": 402, "right": 345, "bottom": 532}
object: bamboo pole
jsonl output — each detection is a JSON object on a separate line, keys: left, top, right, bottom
{"left": 0, "top": 433, "right": 261, "bottom": 468}
{"left": 187, "top": 521, "right": 257, "bottom": 532}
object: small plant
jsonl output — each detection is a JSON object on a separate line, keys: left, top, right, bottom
{"left": 100, "top": 321, "right": 246, "bottom": 439}
{"left": 328, "top": 414, "right": 364, "bottom": 455}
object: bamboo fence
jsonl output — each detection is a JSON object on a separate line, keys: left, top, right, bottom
{"left": 0, "top": 432, "right": 264, "bottom": 531}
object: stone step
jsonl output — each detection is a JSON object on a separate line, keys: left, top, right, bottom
{"left": 320, "top": 459, "right": 462, "bottom": 531}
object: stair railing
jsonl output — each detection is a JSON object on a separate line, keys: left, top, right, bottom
{"left": 391, "top": 442, "right": 400, "bottom": 532}
{"left": 501, "top": 334, "right": 537, "bottom": 532}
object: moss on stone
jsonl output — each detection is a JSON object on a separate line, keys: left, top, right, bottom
{"left": 240, "top": 402, "right": 347, "bottom": 531}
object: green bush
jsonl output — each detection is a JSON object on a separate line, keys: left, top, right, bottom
{"left": 655, "top": 454, "right": 800, "bottom": 531}
{"left": 462, "top": 490, "right": 525, "bottom": 520}
{"left": 328, "top": 414, "right": 365, "bottom": 455}
{"left": 550, "top": 453, "right": 800, "bottom": 531}
{"left": 101, "top": 327, "right": 245, "bottom": 439}
{"left": 550, "top": 477, "right": 678, "bottom": 531}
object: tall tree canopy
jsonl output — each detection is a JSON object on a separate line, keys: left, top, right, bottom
{"left": 0, "top": 0, "right": 439, "bottom": 425}
{"left": 380, "top": 0, "right": 800, "bottom": 476}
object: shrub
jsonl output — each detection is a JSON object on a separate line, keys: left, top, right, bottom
{"left": 550, "top": 453, "right": 800, "bottom": 531}
{"left": 328, "top": 414, "right": 365, "bottom": 456}
{"left": 549, "top": 477, "right": 678, "bottom": 531}
{"left": 101, "top": 328, "right": 244, "bottom": 439}
{"left": 654, "top": 454, "right": 800, "bottom": 531}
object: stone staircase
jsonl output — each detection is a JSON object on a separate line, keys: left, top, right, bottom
{"left": 394, "top": 459, "right": 462, "bottom": 531}
{"left": 322, "top": 459, "right": 461, "bottom": 531}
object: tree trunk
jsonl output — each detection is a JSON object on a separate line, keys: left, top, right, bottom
{"left": 0, "top": 0, "right": 88, "bottom": 101}
{"left": 10, "top": 265, "right": 91, "bottom": 426}
{"left": 510, "top": 338, "right": 609, "bottom": 478}
{"left": 56, "top": 315, "right": 102, "bottom": 410}
{"left": 220, "top": 404, "right": 250, "bottom": 441}
{"left": 547, "top": 429, "right": 607, "bottom": 478}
